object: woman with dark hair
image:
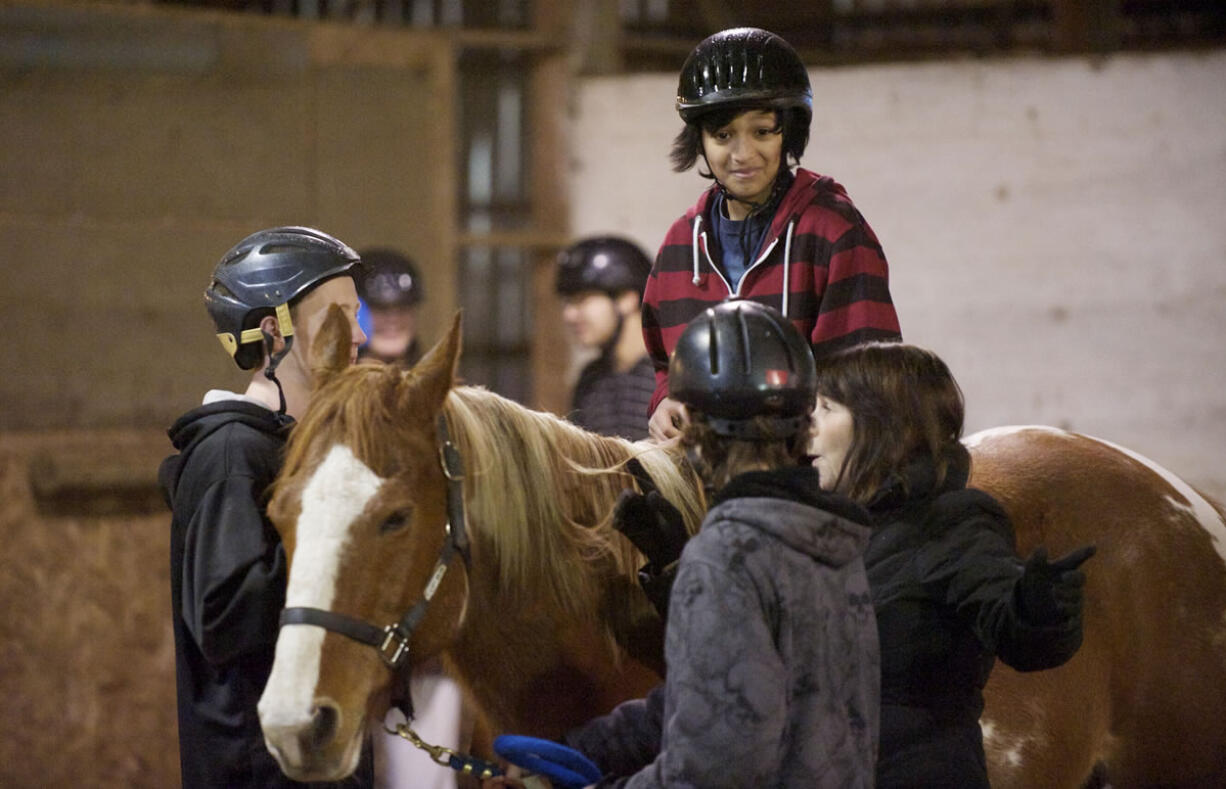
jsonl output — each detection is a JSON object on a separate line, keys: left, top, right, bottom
{"left": 644, "top": 27, "right": 902, "bottom": 441}
{"left": 810, "top": 341, "right": 1095, "bottom": 788}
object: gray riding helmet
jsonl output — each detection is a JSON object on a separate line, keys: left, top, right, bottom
{"left": 205, "top": 226, "right": 361, "bottom": 369}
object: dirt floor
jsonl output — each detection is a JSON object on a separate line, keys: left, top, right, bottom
{"left": 0, "top": 430, "right": 179, "bottom": 787}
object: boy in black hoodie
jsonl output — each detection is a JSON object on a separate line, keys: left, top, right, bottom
{"left": 159, "top": 227, "right": 371, "bottom": 788}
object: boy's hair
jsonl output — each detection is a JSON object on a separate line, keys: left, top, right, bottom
{"left": 681, "top": 413, "right": 812, "bottom": 492}
{"left": 669, "top": 104, "right": 810, "bottom": 174}
{"left": 815, "top": 342, "right": 968, "bottom": 504}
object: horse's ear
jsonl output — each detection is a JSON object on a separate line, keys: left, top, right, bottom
{"left": 310, "top": 303, "right": 352, "bottom": 388}
{"left": 406, "top": 311, "right": 462, "bottom": 412}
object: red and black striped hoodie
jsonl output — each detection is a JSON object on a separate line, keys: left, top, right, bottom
{"left": 642, "top": 167, "right": 903, "bottom": 414}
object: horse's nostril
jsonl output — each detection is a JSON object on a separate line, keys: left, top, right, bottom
{"left": 309, "top": 704, "right": 338, "bottom": 749}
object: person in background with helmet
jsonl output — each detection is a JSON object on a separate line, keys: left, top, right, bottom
{"left": 486, "top": 301, "right": 880, "bottom": 789}
{"left": 555, "top": 236, "right": 656, "bottom": 441}
{"left": 357, "top": 247, "right": 425, "bottom": 367}
{"left": 645, "top": 26, "right": 903, "bottom": 441}
{"left": 158, "top": 226, "right": 374, "bottom": 788}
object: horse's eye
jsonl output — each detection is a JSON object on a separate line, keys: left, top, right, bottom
{"left": 379, "top": 508, "right": 413, "bottom": 534}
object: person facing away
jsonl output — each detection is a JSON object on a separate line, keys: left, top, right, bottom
{"left": 555, "top": 236, "right": 656, "bottom": 441}
{"left": 809, "top": 341, "right": 1095, "bottom": 787}
{"left": 158, "top": 226, "right": 375, "bottom": 788}
{"left": 356, "top": 247, "right": 424, "bottom": 367}
{"left": 541, "top": 300, "right": 879, "bottom": 789}
{"left": 645, "top": 26, "right": 902, "bottom": 441}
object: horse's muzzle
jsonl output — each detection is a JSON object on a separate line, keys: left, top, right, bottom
{"left": 261, "top": 700, "right": 362, "bottom": 782}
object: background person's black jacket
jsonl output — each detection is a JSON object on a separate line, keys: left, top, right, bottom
{"left": 865, "top": 453, "right": 1083, "bottom": 788}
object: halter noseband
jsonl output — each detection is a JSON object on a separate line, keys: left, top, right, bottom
{"left": 279, "top": 414, "right": 471, "bottom": 673}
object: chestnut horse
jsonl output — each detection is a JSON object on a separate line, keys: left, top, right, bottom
{"left": 257, "top": 310, "right": 703, "bottom": 781}
{"left": 259, "top": 308, "right": 1226, "bottom": 787}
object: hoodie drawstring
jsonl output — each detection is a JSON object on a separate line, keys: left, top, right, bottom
{"left": 691, "top": 215, "right": 702, "bottom": 285}
{"left": 781, "top": 219, "right": 795, "bottom": 319}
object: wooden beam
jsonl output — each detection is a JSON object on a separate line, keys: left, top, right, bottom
{"left": 527, "top": 0, "right": 573, "bottom": 416}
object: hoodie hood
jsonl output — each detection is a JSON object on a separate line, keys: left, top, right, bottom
{"left": 159, "top": 399, "right": 292, "bottom": 505}
{"left": 684, "top": 169, "right": 847, "bottom": 318}
{"left": 709, "top": 466, "right": 871, "bottom": 568}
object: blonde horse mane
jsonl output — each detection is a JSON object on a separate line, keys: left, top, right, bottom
{"left": 443, "top": 386, "right": 704, "bottom": 623}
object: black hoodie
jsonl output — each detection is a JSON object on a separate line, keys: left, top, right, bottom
{"left": 160, "top": 398, "right": 372, "bottom": 787}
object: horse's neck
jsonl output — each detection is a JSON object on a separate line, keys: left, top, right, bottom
{"left": 444, "top": 572, "right": 633, "bottom": 736}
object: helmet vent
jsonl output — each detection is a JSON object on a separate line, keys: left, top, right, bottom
{"left": 260, "top": 243, "right": 307, "bottom": 255}
{"left": 736, "top": 306, "right": 752, "bottom": 375}
{"left": 210, "top": 281, "right": 236, "bottom": 301}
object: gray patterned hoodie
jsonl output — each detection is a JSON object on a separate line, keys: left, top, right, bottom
{"left": 568, "top": 467, "right": 880, "bottom": 788}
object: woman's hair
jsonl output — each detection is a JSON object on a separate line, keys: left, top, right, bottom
{"left": 669, "top": 103, "right": 810, "bottom": 174}
{"left": 815, "top": 342, "right": 968, "bottom": 504}
{"left": 680, "top": 413, "right": 811, "bottom": 492}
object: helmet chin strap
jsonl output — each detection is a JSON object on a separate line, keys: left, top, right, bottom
{"left": 260, "top": 302, "right": 296, "bottom": 416}
{"left": 262, "top": 332, "right": 293, "bottom": 415}
{"left": 598, "top": 299, "right": 627, "bottom": 359}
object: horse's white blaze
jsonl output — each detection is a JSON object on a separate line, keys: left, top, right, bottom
{"left": 259, "top": 444, "right": 385, "bottom": 730}
{"left": 965, "top": 426, "right": 1226, "bottom": 566}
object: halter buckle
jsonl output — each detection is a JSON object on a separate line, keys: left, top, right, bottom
{"left": 438, "top": 440, "right": 465, "bottom": 482}
{"left": 379, "top": 625, "right": 411, "bottom": 669}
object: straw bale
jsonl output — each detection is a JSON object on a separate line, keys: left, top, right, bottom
{"left": 0, "top": 431, "right": 178, "bottom": 788}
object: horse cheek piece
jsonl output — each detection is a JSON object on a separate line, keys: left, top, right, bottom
{"left": 279, "top": 415, "right": 471, "bottom": 691}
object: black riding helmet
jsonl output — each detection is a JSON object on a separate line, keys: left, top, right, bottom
{"left": 669, "top": 300, "right": 816, "bottom": 440}
{"left": 205, "top": 225, "right": 361, "bottom": 371}
{"left": 357, "top": 248, "right": 424, "bottom": 308}
{"left": 670, "top": 27, "right": 813, "bottom": 177}
{"left": 676, "top": 27, "right": 812, "bottom": 126}
{"left": 555, "top": 236, "right": 652, "bottom": 300}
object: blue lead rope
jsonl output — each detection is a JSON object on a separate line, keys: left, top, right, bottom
{"left": 494, "top": 735, "right": 603, "bottom": 789}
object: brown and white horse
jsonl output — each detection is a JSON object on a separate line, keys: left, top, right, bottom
{"left": 968, "top": 426, "right": 1226, "bottom": 788}
{"left": 257, "top": 309, "right": 703, "bottom": 781}
{"left": 258, "top": 308, "right": 1226, "bottom": 787}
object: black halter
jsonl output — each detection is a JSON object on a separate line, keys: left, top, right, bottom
{"left": 279, "top": 414, "right": 471, "bottom": 675}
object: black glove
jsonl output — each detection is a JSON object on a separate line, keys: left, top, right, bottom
{"left": 613, "top": 489, "right": 689, "bottom": 619}
{"left": 613, "top": 489, "right": 689, "bottom": 572}
{"left": 1017, "top": 544, "right": 1096, "bottom": 624}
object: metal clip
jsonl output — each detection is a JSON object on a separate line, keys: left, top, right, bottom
{"left": 388, "top": 723, "right": 499, "bottom": 780}
{"left": 379, "top": 625, "right": 410, "bottom": 669}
